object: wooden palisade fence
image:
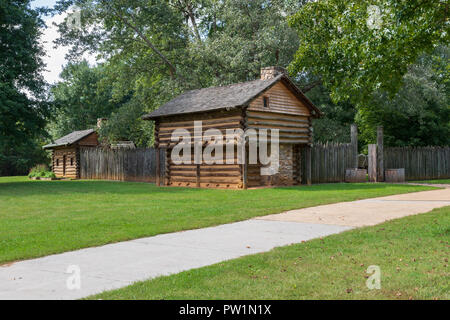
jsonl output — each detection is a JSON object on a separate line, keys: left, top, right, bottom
{"left": 384, "top": 146, "right": 450, "bottom": 181}
{"left": 301, "top": 142, "right": 357, "bottom": 184}
{"left": 79, "top": 147, "right": 165, "bottom": 182}
{"left": 301, "top": 124, "right": 358, "bottom": 184}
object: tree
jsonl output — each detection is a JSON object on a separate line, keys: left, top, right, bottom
{"left": 288, "top": 0, "right": 449, "bottom": 106}
{"left": 0, "top": 1, "right": 51, "bottom": 175}
{"left": 307, "top": 85, "right": 357, "bottom": 143}
{"left": 356, "top": 46, "right": 450, "bottom": 147}
{"left": 52, "top": 0, "right": 306, "bottom": 145}
{"left": 49, "top": 60, "right": 128, "bottom": 138}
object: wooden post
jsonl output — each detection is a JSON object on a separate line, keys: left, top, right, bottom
{"left": 155, "top": 147, "right": 160, "bottom": 186}
{"left": 242, "top": 146, "right": 248, "bottom": 189}
{"left": 368, "top": 144, "right": 377, "bottom": 182}
{"left": 305, "top": 145, "right": 312, "bottom": 185}
{"left": 196, "top": 164, "right": 200, "bottom": 188}
{"left": 377, "top": 126, "right": 384, "bottom": 182}
{"left": 350, "top": 124, "right": 358, "bottom": 168}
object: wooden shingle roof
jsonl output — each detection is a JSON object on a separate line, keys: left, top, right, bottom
{"left": 43, "top": 129, "right": 95, "bottom": 149}
{"left": 143, "top": 75, "right": 321, "bottom": 120}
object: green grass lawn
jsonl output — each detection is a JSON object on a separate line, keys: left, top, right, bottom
{"left": 0, "top": 176, "right": 436, "bottom": 264}
{"left": 411, "top": 179, "right": 450, "bottom": 184}
{"left": 91, "top": 206, "right": 450, "bottom": 300}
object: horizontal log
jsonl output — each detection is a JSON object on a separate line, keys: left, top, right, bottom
{"left": 247, "top": 126, "right": 310, "bottom": 134}
{"left": 159, "top": 115, "right": 242, "bottom": 128}
{"left": 246, "top": 112, "right": 309, "bottom": 123}
{"left": 159, "top": 121, "right": 242, "bottom": 132}
{"left": 247, "top": 120, "right": 310, "bottom": 129}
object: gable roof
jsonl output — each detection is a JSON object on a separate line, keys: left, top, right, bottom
{"left": 43, "top": 129, "right": 96, "bottom": 149}
{"left": 142, "top": 75, "right": 321, "bottom": 120}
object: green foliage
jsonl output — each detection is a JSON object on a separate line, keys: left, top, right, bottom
{"left": 288, "top": 0, "right": 448, "bottom": 106}
{"left": 98, "top": 100, "right": 154, "bottom": 147}
{"left": 356, "top": 46, "right": 450, "bottom": 147}
{"left": 0, "top": 1, "right": 52, "bottom": 175}
{"left": 52, "top": 0, "right": 305, "bottom": 146}
{"left": 28, "top": 164, "right": 54, "bottom": 178}
{"left": 49, "top": 60, "right": 129, "bottom": 138}
{"left": 49, "top": 0, "right": 448, "bottom": 151}
{"left": 307, "top": 85, "right": 357, "bottom": 143}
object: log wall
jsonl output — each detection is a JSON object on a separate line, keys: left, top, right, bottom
{"left": 157, "top": 110, "right": 244, "bottom": 188}
{"left": 52, "top": 147, "right": 78, "bottom": 179}
{"left": 248, "top": 82, "right": 311, "bottom": 116}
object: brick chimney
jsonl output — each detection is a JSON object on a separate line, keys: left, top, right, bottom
{"left": 97, "top": 118, "right": 108, "bottom": 129}
{"left": 260, "top": 66, "right": 287, "bottom": 80}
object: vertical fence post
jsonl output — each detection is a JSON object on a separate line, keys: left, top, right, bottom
{"left": 350, "top": 124, "right": 358, "bottom": 168}
{"left": 368, "top": 144, "right": 377, "bottom": 182}
{"left": 196, "top": 164, "right": 200, "bottom": 188}
{"left": 377, "top": 126, "right": 384, "bottom": 182}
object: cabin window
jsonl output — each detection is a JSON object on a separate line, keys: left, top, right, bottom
{"left": 263, "top": 96, "right": 269, "bottom": 108}
{"left": 56, "top": 159, "right": 59, "bottom": 166}
{"left": 70, "top": 158, "right": 74, "bottom": 166}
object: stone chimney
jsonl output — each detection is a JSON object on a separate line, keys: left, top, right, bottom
{"left": 97, "top": 118, "right": 108, "bottom": 129}
{"left": 260, "top": 66, "right": 287, "bottom": 80}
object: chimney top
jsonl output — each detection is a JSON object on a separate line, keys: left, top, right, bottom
{"left": 260, "top": 66, "right": 287, "bottom": 80}
{"left": 97, "top": 118, "right": 108, "bottom": 129}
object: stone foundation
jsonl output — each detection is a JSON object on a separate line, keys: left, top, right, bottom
{"left": 261, "top": 144, "right": 295, "bottom": 186}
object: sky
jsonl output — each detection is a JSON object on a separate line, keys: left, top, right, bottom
{"left": 31, "top": 0, "right": 97, "bottom": 84}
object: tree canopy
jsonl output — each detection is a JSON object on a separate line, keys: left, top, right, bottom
{"left": 288, "top": 0, "right": 449, "bottom": 106}
{"left": 0, "top": 1, "right": 51, "bottom": 175}
{"left": 1, "top": 1, "right": 449, "bottom": 176}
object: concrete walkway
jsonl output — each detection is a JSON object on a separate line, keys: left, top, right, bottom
{"left": 0, "top": 188, "right": 448, "bottom": 300}
{"left": 257, "top": 188, "right": 450, "bottom": 227}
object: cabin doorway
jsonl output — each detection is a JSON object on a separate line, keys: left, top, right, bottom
{"left": 63, "top": 155, "right": 66, "bottom": 176}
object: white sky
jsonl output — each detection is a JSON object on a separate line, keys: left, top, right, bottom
{"left": 32, "top": 0, "right": 97, "bottom": 84}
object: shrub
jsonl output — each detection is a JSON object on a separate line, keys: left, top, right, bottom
{"left": 28, "top": 164, "right": 53, "bottom": 179}
{"left": 43, "top": 171, "right": 56, "bottom": 178}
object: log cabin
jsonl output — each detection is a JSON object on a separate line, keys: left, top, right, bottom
{"left": 43, "top": 128, "right": 100, "bottom": 179}
{"left": 143, "top": 67, "right": 322, "bottom": 189}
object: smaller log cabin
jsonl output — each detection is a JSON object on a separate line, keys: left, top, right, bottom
{"left": 143, "top": 67, "right": 322, "bottom": 189}
{"left": 43, "top": 129, "right": 100, "bottom": 179}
